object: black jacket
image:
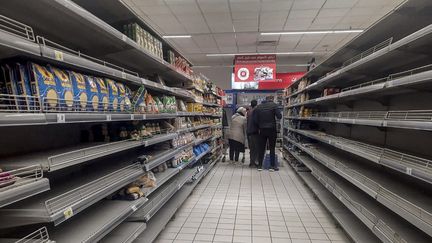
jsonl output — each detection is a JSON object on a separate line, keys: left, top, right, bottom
{"left": 252, "top": 101, "right": 282, "bottom": 130}
{"left": 246, "top": 108, "right": 258, "bottom": 135}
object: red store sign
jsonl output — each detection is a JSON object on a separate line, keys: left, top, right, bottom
{"left": 234, "top": 54, "right": 276, "bottom": 82}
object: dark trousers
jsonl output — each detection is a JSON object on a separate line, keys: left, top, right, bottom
{"left": 229, "top": 139, "right": 244, "bottom": 161}
{"left": 248, "top": 134, "right": 259, "bottom": 166}
{"left": 257, "top": 128, "right": 277, "bottom": 168}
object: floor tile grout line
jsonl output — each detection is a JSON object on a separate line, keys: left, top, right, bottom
{"left": 269, "top": 169, "right": 293, "bottom": 239}
{"left": 258, "top": 170, "right": 273, "bottom": 243}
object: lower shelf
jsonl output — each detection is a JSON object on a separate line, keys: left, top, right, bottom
{"left": 101, "top": 222, "right": 146, "bottom": 243}
{"left": 49, "top": 198, "right": 147, "bottom": 243}
{"left": 134, "top": 157, "right": 218, "bottom": 243}
{"left": 290, "top": 150, "right": 432, "bottom": 243}
{"left": 291, "top": 164, "right": 380, "bottom": 243}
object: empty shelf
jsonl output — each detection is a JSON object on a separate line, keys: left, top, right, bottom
{"left": 0, "top": 227, "right": 53, "bottom": 243}
{"left": 305, "top": 24, "right": 432, "bottom": 91}
{"left": 288, "top": 127, "right": 432, "bottom": 184}
{"left": 135, "top": 158, "right": 215, "bottom": 243}
{"left": 101, "top": 222, "right": 146, "bottom": 243}
{"left": 289, "top": 138, "right": 432, "bottom": 236}
{"left": 142, "top": 168, "right": 180, "bottom": 198}
{"left": 49, "top": 198, "right": 147, "bottom": 243}
{"left": 293, "top": 168, "right": 380, "bottom": 243}
{"left": 0, "top": 165, "right": 50, "bottom": 208}
{"left": 290, "top": 151, "right": 432, "bottom": 243}
{"left": 291, "top": 109, "right": 432, "bottom": 131}
{"left": 0, "top": 1, "right": 193, "bottom": 84}
{"left": 0, "top": 160, "right": 144, "bottom": 227}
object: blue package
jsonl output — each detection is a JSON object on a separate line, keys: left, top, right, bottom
{"left": 95, "top": 77, "right": 109, "bottom": 111}
{"left": 106, "top": 78, "right": 119, "bottom": 112}
{"left": 14, "top": 63, "right": 35, "bottom": 111}
{"left": 28, "top": 63, "right": 58, "bottom": 110}
{"left": 69, "top": 71, "right": 88, "bottom": 111}
{"left": 84, "top": 75, "right": 99, "bottom": 111}
{"left": 49, "top": 66, "right": 74, "bottom": 110}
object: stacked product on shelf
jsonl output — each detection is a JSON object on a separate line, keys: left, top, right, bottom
{"left": 282, "top": 11, "right": 432, "bottom": 243}
{"left": 0, "top": 7, "right": 224, "bottom": 242}
{"left": 123, "top": 23, "right": 163, "bottom": 60}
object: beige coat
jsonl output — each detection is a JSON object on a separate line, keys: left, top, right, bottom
{"left": 229, "top": 113, "right": 247, "bottom": 145}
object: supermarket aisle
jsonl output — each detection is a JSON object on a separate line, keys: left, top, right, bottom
{"left": 155, "top": 153, "right": 351, "bottom": 243}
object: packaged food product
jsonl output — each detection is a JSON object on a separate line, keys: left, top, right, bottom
{"left": 131, "top": 85, "right": 146, "bottom": 113}
{"left": 84, "top": 75, "right": 99, "bottom": 111}
{"left": 49, "top": 66, "right": 74, "bottom": 110}
{"left": 106, "top": 78, "right": 119, "bottom": 112}
{"left": 94, "top": 77, "right": 109, "bottom": 111}
{"left": 28, "top": 63, "right": 58, "bottom": 109}
{"left": 116, "top": 82, "right": 131, "bottom": 112}
{"left": 69, "top": 71, "right": 88, "bottom": 110}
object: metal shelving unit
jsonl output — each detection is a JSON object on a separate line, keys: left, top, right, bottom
{"left": 48, "top": 198, "right": 147, "bottom": 243}
{"left": 0, "top": 227, "right": 53, "bottom": 243}
{"left": 0, "top": 4, "right": 224, "bottom": 241}
{"left": 101, "top": 222, "right": 146, "bottom": 243}
{"left": 283, "top": 5, "right": 432, "bottom": 242}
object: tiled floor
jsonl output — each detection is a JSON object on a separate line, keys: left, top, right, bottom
{"left": 155, "top": 151, "right": 351, "bottom": 243}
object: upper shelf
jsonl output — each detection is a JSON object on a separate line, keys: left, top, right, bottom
{"left": 0, "top": 0, "right": 193, "bottom": 84}
{"left": 290, "top": 0, "right": 432, "bottom": 87}
{"left": 306, "top": 24, "right": 432, "bottom": 92}
{"left": 289, "top": 109, "right": 432, "bottom": 132}
{"left": 287, "top": 64, "right": 432, "bottom": 108}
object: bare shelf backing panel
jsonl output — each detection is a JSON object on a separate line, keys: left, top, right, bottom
{"left": 0, "top": 0, "right": 192, "bottom": 83}
{"left": 290, "top": 151, "right": 432, "bottom": 243}
{"left": 100, "top": 222, "right": 146, "bottom": 243}
{"left": 289, "top": 138, "right": 432, "bottom": 237}
{"left": 291, "top": 164, "right": 380, "bottom": 243}
{"left": 49, "top": 198, "right": 147, "bottom": 243}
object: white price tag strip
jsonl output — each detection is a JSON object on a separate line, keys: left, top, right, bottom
{"left": 54, "top": 50, "right": 64, "bottom": 61}
{"left": 131, "top": 205, "right": 137, "bottom": 212}
{"left": 406, "top": 167, "right": 412, "bottom": 175}
{"left": 57, "top": 114, "right": 66, "bottom": 123}
{"left": 121, "top": 72, "right": 127, "bottom": 79}
{"left": 64, "top": 207, "right": 74, "bottom": 219}
{"left": 122, "top": 34, "right": 127, "bottom": 42}
{"left": 106, "top": 114, "right": 112, "bottom": 121}
{"left": 131, "top": 114, "right": 135, "bottom": 120}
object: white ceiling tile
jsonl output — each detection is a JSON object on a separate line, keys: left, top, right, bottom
{"left": 132, "top": 0, "right": 165, "bottom": 7}
{"left": 261, "top": 1, "right": 293, "bottom": 11}
{"left": 138, "top": 5, "right": 171, "bottom": 15}
{"left": 324, "top": 0, "right": 357, "bottom": 8}
{"left": 292, "top": 0, "right": 326, "bottom": 10}
{"left": 230, "top": 2, "right": 261, "bottom": 12}
{"left": 284, "top": 18, "right": 313, "bottom": 30}
{"left": 316, "top": 8, "right": 350, "bottom": 18}
{"left": 231, "top": 11, "right": 259, "bottom": 20}
{"left": 288, "top": 9, "right": 319, "bottom": 19}
{"left": 198, "top": 1, "right": 230, "bottom": 13}
{"left": 260, "top": 11, "right": 288, "bottom": 20}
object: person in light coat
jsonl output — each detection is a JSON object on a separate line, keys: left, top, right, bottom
{"left": 228, "top": 107, "right": 247, "bottom": 163}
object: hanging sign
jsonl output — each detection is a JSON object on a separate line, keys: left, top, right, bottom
{"left": 234, "top": 55, "right": 276, "bottom": 82}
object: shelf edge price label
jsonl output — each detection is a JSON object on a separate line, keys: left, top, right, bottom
{"left": 121, "top": 71, "right": 127, "bottom": 79}
{"left": 121, "top": 34, "right": 127, "bottom": 42}
{"left": 54, "top": 50, "right": 64, "bottom": 61}
{"left": 63, "top": 207, "right": 74, "bottom": 220}
{"left": 131, "top": 114, "right": 135, "bottom": 120}
{"left": 406, "top": 167, "right": 412, "bottom": 175}
{"left": 106, "top": 114, "right": 112, "bottom": 121}
{"left": 131, "top": 205, "right": 137, "bottom": 212}
{"left": 57, "top": 114, "right": 66, "bottom": 123}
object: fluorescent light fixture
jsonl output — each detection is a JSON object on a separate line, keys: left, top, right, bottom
{"left": 206, "top": 52, "right": 314, "bottom": 57}
{"left": 261, "top": 29, "right": 363, "bottom": 36}
{"left": 162, "top": 35, "right": 191, "bottom": 38}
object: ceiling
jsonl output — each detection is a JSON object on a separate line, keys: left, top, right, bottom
{"left": 124, "top": 0, "right": 406, "bottom": 88}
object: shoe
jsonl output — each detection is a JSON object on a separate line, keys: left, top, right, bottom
{"left": 274, "top": 167, "right": 279, "bottom": 171}
{"left": 249, "top": 163, "right": 256, "bottom": 168}
{"left": 257, "top": 168, "right": 263, "bottom": 171}
{"left": 269, "top": 168, "right": 275, "bottom": 172}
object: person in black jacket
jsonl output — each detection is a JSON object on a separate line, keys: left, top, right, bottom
{"left": 252, "top": 95, "right": 282, "bottom": 171}
{"left": 246, "top": 100, "right": 258, "bottom": 168}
